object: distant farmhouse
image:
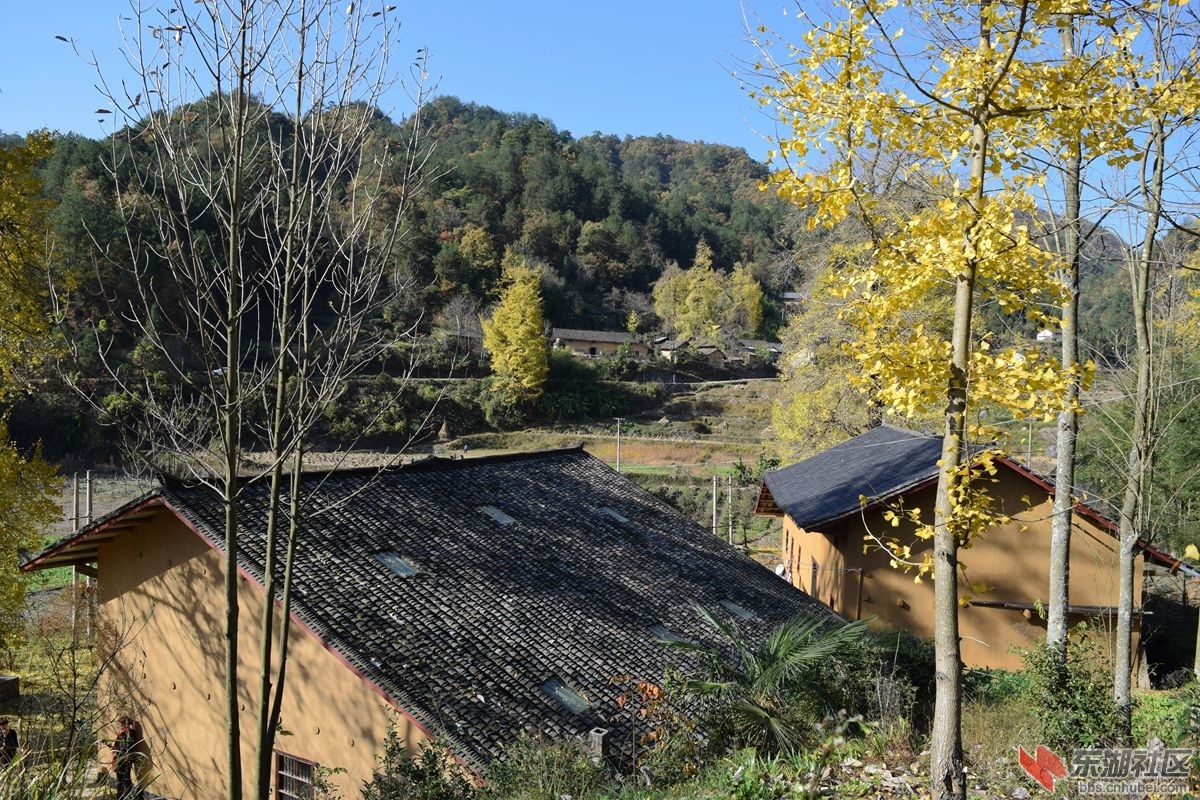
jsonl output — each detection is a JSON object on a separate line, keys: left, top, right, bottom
{"left": 26, "top": 449, "right": 834, "bottom": 799}
{"left": 550, "top": 328, "right": 650, "bottom": 360}
{"left": 755, "top": 425, "right": 1193, "bottom": 672}
{"left": 655, "top": 337, "right": 781, "bottom": 368}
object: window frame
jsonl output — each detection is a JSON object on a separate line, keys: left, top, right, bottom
{"left": 274, "top": 750, "right": 318, "bottom": 800}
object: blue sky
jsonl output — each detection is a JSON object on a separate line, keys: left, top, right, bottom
{"left": 2, "top": 1, "right": 787, "bottom": 161}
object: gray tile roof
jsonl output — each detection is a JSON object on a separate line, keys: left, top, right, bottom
{"left": 550, "top": 328, "right": 640, "bottom": 344}
{"left": 762, "top": 426, "right": 944, "bottom": 530}
{"left": 75, "top": 449, "right": 839, "bottom": 772}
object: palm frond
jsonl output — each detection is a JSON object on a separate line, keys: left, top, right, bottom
{"left": 756, "top": 616, "right": 871, "bottom": 694}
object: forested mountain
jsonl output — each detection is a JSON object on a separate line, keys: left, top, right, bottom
{"left": 4, "top": 95, "right": 1148, "bottom": 464}
{"left": 23, "top": 97, "right": 789, "bottom": 343}
{"left": 395, "top": 97, "right": 789, "bottom": 329}
{"left": 18, "top": 96, "right": 1142, "bottom": 350}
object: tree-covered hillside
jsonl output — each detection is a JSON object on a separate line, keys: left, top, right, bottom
{"left": 3, "top": 95, "right": 1146, "bottom": 465}
{"left": 395, "top": 97, "right": 788, "bottom": 329}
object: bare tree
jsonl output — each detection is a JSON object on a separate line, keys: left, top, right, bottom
{"left": 8, "top": 592, "right": 143, "bottom": 796}
{"left": 1104, "top": 1, "right": 1200, "bottom": 740}
{"left": 70, "top": 2, "right": 437, "bottom": 797}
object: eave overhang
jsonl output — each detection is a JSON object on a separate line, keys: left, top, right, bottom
{"left": 21, "top": 494, "right": 165, "bottom": 572}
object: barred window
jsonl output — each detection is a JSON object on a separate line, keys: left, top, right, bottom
{"left": 275, "top": 751, "right": 317, "bottom": 800}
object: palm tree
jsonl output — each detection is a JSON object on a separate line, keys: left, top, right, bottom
{"left": 666, "top": 603, "right": 869, "bottom": 756}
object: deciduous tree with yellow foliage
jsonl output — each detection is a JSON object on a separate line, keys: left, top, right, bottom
{"left": 652, "top": 242, "right": 764, "bottom": 342}
{"left": 483, "top": 251, "right": 549, "bottom": 402}
{"left": 751, "top": 2, "right": 1126, "bottom": 796}
{"left": 0, "top": 132, "right": 62, "bottom": 651}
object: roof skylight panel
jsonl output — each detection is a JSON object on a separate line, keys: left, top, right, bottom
{"left": 479, "top": 505, "right": 516, "bottom": 526}
{"left": 374, "top": 551, "right": 422, "bottom": 578}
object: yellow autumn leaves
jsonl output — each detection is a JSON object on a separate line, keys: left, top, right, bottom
{"left": 0, "top": 131, "right": 57, "bottom": 398}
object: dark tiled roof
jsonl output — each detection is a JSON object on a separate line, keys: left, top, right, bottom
{"left": 761, "top": 427, "right": 1200, "bottom": 579}
{"left": 738, "top": 339, "right": 783, "bottom": 353}
{"left": 114, "top": 449, "right": 837, "bottom": 772}
{"left": 762, "top": 426, "right": 944, "bottom": 530}
{"left": 551, "top": 328, "right": 640, "bottom": 344}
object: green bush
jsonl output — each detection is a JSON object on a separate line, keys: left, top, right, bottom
{"left": 963, "top": 668, "right": 1031, "bottom": 704}
{"left": 805, "top": 628, "right": 933, "bottom": 735}
{"left": 1019, "top": 626, "right": 1120, "bottom": 749}
{"left": 361, "top": 720, "right": 474, "bottom": 800}
{"left": 1132, "top": 689, "right": 1194, "bottom": 746}
{"left": 545, "top": 348, "right": 598, "bottom": 383}
{"left": 483, "top": 734, "right": 608, "bottom": 800}
{"left": 477, "top": 377, "right": 532, "bottom": 429}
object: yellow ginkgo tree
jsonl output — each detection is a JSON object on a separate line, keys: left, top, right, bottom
{"left": 750, "top": 1, "right": 1123, "bottom": 796}
{"left": 0, "top": 132, "right": 62, "bottom": 651}
{"left": 482, "top": 250, "right": 550, "bottom": 404}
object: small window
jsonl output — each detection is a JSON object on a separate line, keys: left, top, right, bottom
{"left": 649, "top": 624, "right": 688, "bottom": 644}
{"left": 719, "top": 598, "right": 756, "bottom": 620}
{"left": 375, "top": 551, "right": 421, "bottom": 578}
{"left": 275, "top": 751, "right": 316, "bottom": 800}
{"left": 542, "top": 677, "right": 589, "bottom": 715}
{"left": 480, "top": 505, "right": 516, "bottom": 526}
{"left": 599, "top": 507, "right": 630, "bottom": 524}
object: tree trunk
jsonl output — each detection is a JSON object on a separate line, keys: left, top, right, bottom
{"left": 930, "top": 12, "right": 996, "bottom": 799}
{"left": 1046, "top": 17, "right": 1083, "bottom": 668}
{"left": 1115, "top": 114, "right": 1164, "bottom": 743}
{"left": 930, "top": 67, "right": 991, "bottom": 800}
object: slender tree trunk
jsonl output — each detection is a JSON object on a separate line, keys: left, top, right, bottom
{"left": 266, "top": 453, "right": 304, "bottom": 763}
{"left": 254, "top": 13, "right": 312, "bottom": 793}
{"left": 931, "top": 399, "right": 968, "bottom": 800}
{"left": 1046, "top": 18, "right": 1083, "bottom": 668}
{"left": 221, "top": 10, "right": 256, "bottom": 796}
{"left": 254, "top": 462, "right": 289, "bottom": 798}
{"left": 1116, "top": 115, "right": 1164, "bottom": 742}
{"left": 223, "top": 306, "right": 243, "bottom": 800}
{"left": 930, "top": 13, "right": 995, "bottom": 799}
{"left": 932, "top": 75, "right": 983, "bottom": 800}
{"left": 930, "top": 270, "right": 973, "bottom": 800}
{"left": 222, "top": 148, "right": 246, "bottom": 800}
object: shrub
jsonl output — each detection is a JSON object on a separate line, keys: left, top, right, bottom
{"left": 477, "top": 377, "right": 531, "bottom": 430}
{"left": 1132, "top": 689, "right": 1194, "bottom": 746}
{"left": 671, "top": 604, "right": 871, "bottom": 757}
{"left": 362, "top": 720, "right": 474, "bottom": 800}
{"left": 962, "top": 668, "right": 1031, "bottom": 704}
{"left": 482, "top": 734, "right": 608, "bottom": 800}
{"left": 1019, "top": 626, "right": 1119, "bottom": 749}
{"left": 611, "top": 674, "right": 707, "bottom": 787}
{"left": 805, "top": 628, "right": 933, "bottom": 736}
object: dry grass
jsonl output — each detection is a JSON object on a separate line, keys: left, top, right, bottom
{"left": 961, "top": 696, "right": 1037, "bottom": 793}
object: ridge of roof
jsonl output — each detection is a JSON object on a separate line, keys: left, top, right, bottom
{"left": 154, "top": 447, "right": 591, "bottom": 490}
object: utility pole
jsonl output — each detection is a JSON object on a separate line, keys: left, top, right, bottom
{"left": 727, "top": 474, "right": 734, "bottom": 545}
{"left": 71, "top": 474, "right": 79, "bottom": 644}
{"left": 712, "top": 474, "right": 718, "bottom": 537}
{"left": 613, "top": 417, "right": 624, "bottom": 472}
{"left": 85, "top": 470, "right": 93, "bottom": 640}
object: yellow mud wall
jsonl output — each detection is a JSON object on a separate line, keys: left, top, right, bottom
{"left": 96, "top": 510, "right": 432, "bottom": 799}
{"left": 778, "top": 467, "right": 1140, "bottom": 671}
